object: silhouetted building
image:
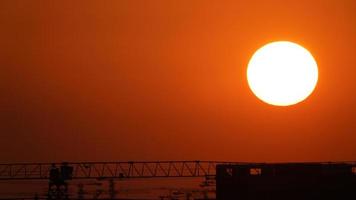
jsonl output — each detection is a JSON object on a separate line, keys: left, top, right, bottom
{"left": 216, "top": 163, "right": 356, "bottom": 200}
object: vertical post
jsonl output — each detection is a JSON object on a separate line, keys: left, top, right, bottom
{"left": 109, "top": 179, "right": 116, "bottom": 199}
{"left": 77, "top": 183, "right": 84, "bottom": 200}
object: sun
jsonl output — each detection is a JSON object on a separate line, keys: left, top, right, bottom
{"left": 247, "top": 41, "right": 318, "bottom": 106}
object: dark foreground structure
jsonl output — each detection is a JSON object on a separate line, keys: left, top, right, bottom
{"left": 216, "top": 163, "right": 356, "bottom": 200}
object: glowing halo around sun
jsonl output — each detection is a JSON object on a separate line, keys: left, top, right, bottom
{"left": 247, "top": 41, "right": 318, "bottom": 106}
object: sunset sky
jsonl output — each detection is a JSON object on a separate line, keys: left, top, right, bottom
{"left": 1, "top": 0, "right": 355, "bottom": 163}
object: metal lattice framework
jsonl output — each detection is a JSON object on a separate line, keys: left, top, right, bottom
{"left": 0, "top": 161, "right": 239, "bottom": 180}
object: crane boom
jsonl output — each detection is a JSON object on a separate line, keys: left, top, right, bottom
{"left": 0, "top": 161, "right": 240, "bottom": 180}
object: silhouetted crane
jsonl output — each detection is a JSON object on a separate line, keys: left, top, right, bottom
{"left": 0, "top": 161, "right": 236, "bottom": 200}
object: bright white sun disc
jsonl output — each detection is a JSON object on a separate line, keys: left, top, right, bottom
{"left": 247, "top": 41, "right": 318, "bottom": 106}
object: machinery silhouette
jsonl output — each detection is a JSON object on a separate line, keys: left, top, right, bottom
{"left": 0, "top": 161, "right": 230, "bottom": 200}
{"left": 0, "top": 161, "right": 355, "bottom": 200}
{"left": 216, "top": 162, "right": 356, "bottom": 200}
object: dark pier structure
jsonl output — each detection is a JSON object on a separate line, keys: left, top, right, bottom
{"left": 216, "top": 162, "right": 356, "bottom": 200}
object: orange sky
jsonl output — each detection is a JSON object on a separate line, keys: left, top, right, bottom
{"left": 1, "top": 0, "right": 355, "bottom": 163}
